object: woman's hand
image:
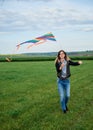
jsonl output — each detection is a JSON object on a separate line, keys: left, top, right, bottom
{"left": 59, "top": 62, "right": 65, "bottom": 70}
{"left": 78, "top": 61, "right": 83, "bottom": 65}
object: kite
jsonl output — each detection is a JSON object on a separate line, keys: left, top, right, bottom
{"left": 16, "top": 32, "right": 56, "bottom": 50}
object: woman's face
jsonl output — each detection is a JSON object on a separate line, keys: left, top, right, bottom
{"left": 59, "top": 51, "right": 65, "bottom": 59}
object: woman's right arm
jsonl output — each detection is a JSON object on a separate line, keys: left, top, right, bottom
{"left": 55, "top": 62, "right": 62, "bottom": 72}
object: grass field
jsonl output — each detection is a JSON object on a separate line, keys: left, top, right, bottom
{"left": 0, "top": 60, "right": 93, "bottom": 130}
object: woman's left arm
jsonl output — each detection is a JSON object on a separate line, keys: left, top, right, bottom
{"left": 69, "top": 60, "right": 83, "bottom": 66}
{"left": 78, "top": 61, "right": 83, "bottom": 65}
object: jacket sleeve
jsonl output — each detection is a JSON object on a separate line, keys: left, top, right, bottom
{"left": 55, "top": 62, "right": 62, "bottom": 73}
{"left": 69, "top": 60, "right": 80, "bottom": 66}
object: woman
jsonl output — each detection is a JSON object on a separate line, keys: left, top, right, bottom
{"left": 55, "top": 50, "right": 82, "bottom": 113}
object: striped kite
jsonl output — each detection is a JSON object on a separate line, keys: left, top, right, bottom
{"left": 16, "top": 32, "right": 56, "bottom": 50}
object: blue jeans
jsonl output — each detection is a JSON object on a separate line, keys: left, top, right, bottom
{"left": 57, "top": 78, "right": 70, "bottom": 111}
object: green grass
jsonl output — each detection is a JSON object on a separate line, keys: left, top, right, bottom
{"left": 0, "top": 60, "right": 93, "bottom": 130}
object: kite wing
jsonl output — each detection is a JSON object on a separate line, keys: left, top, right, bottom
{"left": 16, "top": 32, "right": 56, "bottom": 49}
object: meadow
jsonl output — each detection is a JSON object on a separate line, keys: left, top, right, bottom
{"left": 0, "top": 60, "right": 93, "bottom": 130}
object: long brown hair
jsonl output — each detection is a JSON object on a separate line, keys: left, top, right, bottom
{"left": 55, "top": 50, "right": 70, "bottom": 63}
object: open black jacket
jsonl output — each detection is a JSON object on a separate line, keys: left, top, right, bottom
{"left": 55, "top": 60, "right": 80, "bottom": 80}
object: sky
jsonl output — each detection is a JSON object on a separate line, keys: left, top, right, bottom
{"left": 0, "top": 0, "right": 93, "bottom": 54}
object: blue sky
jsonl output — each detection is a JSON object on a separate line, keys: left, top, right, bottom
{"left": 0, "top": 0, "right": 93, "bottom": 54}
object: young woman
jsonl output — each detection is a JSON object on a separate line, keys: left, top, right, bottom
{"left": 55, "top": 50, "right": 82, "bottom": 113}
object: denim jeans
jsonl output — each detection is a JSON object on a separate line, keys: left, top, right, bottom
{"left": 57, "top": 78, "right": 70, "bottom": 111}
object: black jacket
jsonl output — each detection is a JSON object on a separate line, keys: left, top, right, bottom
{"left": 55, "top": 60, "right": 80, "bottom": 80}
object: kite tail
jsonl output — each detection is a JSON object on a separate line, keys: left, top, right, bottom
{"left": 16, "top": 45, "right": 20, "bottom": 50}
{"left": 35, "top": 39, "right": 46, "bottom": 46}
{"left": 27, "top": 39, "right": 46, "bottom": 49}
{"left": 27, "top": 44, "right": 35, "bottom": 49}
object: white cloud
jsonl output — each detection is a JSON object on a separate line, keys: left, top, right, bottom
{"left": 81, "top": 27, "right": 93, "bottom": 32}
{"left": 1, "top": 6, "right": 93, "bottom": 32}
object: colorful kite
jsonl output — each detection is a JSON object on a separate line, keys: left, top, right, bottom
{"left": 16, "top": 32, "right": 56, "bottom": 50}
